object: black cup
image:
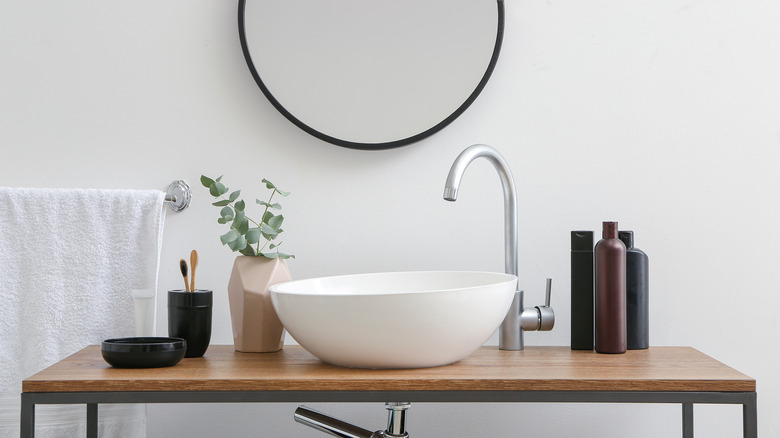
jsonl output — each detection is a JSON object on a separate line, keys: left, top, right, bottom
{"left": 168, "top": 290, "right": 212, "bottom": 358}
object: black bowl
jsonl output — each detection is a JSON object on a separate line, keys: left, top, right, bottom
{"left": 101, "top": 337, "right": 187, "bottom": 368}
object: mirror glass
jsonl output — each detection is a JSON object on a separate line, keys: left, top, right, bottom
{"left": 240, "top": 0, "right": 503, "bottom": 150}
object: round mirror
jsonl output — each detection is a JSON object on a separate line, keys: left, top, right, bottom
{"left": 239, "top": 0, "right": 504, "bottom": 150}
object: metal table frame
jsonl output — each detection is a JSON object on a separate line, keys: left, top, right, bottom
{"left": 20, "top": 389, "right": 757, "bottom": 438}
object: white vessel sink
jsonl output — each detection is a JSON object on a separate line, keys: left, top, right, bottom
{"left": 269, "top": 271, "right": 517, "bottom": 369}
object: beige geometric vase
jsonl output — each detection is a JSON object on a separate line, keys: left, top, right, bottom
{"left": 227, "top": 256, "right": 290, "bottom": 352}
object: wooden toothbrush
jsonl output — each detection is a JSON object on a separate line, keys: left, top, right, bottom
{"left": 189, "top": 250, "right": 198, "bottom": 292}
{"left": 180, "top": 258, "right": 189, "bottom": 292}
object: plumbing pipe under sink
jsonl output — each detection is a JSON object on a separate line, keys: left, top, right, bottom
{"left": 295, "top": 403, "right": 411, "bottom": 438}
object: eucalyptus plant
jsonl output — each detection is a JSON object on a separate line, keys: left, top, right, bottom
{"left": 201, "top": 175, "right": 294, "bottom": 260}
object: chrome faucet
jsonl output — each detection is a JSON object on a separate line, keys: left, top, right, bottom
{"left": 443, "top": 144, "right": 554, "bottom": 350}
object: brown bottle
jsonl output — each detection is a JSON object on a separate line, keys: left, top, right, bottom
{"left": 595, "top": 221, "right": 627, "bottom": 354}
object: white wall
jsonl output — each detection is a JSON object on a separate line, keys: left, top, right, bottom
{"left": 2, "top": 0, "right": 779, "bottom": 436}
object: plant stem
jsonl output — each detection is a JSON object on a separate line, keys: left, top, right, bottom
{"left": 256, "top": 190, "right": 276, "bottom": 254}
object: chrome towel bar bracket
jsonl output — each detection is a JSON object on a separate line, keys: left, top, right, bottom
{"left": 165, "top": 180, "right": 191, "bottom": 212}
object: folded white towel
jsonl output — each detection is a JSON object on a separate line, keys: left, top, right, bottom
{"left": 0, "top": 187, "right": 166, "bottom": 437}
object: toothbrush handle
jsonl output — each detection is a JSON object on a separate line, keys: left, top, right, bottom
{"left": 190, "top": 250, "right": 198, "bottom": 292}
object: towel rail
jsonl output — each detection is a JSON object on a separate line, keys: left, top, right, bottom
{"left": 165, "top": 180, "right": 191, "bottom": 212}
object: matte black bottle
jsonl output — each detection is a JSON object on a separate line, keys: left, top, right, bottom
{"left": 571, "top": 231, "right": 594, "bottom": 350}
{"left": 595, "top": 221, "right": 626, "bottom": 354}
{"left": 619, "top": 231, "right": 649, "bottom": 350}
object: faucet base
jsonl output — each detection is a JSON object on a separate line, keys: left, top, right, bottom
{"left": 499, "top": 290, "right": 524, "bottom": 350}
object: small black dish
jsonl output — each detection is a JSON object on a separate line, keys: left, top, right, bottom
{"left": 101, "top": 337, "right": 187, "bottom": 368}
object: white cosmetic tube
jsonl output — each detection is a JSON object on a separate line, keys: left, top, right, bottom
{"left": 131, "top": 289, "right": 156, "bottom": 337}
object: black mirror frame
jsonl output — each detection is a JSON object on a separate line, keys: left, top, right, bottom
{"left": 238, "top": 0, "right": 504, "bottom": 150}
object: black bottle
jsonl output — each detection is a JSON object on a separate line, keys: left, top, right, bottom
{"left": 619, "top": 231, "right": 649, "bottom": 350}
{"left": 595, "top": 221, "right": 626, "bottom": 354}
{"left": 571, "top": 231, "right": 594, "bottom": 350}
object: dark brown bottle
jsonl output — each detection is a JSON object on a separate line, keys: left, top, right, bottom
{"left": 595, "top": 221, "right": 627, "bottom": 354}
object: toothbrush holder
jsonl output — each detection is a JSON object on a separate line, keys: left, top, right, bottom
{"left": 168, "top": 290, "right": 212, "bottom": 358}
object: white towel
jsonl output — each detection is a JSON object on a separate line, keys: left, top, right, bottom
{"left": 0, "top": 187, "right": 166, "bottom": 437}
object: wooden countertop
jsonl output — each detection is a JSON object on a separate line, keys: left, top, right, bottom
{"left": 22, "top": 345, "right": 755, "bottom": 393}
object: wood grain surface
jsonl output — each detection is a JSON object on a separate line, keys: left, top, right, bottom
{"left": 22, "top": 345, "right": 755, "bottom": 393}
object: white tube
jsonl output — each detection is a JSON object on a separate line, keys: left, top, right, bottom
{"left": 131, "top": 289, "right": 156, "bottom": 337}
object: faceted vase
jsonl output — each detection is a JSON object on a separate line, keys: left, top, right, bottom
{"left": 227, "top": 256, "right": 290, "bottom": 352}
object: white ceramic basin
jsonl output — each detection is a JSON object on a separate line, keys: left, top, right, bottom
{"left": 269, "top": 271, "right": 517, "bottom": 369}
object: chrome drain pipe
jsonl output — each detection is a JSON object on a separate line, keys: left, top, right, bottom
{"left": 294, "top": 406, "right": 378, "bottom": 438}
{"left": 383, "top": 402, "right": 410, "bottom": 437}
{"left": 294, "top": 403, "right": 411, "bottom": 438}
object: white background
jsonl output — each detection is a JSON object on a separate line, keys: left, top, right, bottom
{"left": 2, "top": 0, "right": 778, "bottom": 436}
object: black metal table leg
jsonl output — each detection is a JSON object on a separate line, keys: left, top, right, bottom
{"left": 86, "top": 403, "right": 98, "bottom": 438}
{"left": 682, "top": 403, "right": 694, "bottom": 438}
{"left": 19, "top": 393, "right": 35, "bottom": 438}
{"left": 743, "top": 392, "right": 757, "bottom": 438}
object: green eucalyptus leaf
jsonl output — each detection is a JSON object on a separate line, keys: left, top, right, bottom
{"left": 260, "top": 251, "right": 279, "bottom": 259}
{"left": 246, "top": 227, "right": 262, "bottom": 244}
{"left": 238, "top": 217, "right": 249, "bottom": 234}
{"left": 275, "top": 188, "right": 290, "bottom": 197}
{"left": 260, "top": 225, "right": 279, "bottom": 241}
{"left": 212, "top": 200, "right": 231, "bottom": 207}
{"left": 277, "top": 252, "right": 295, "bottom": 259}
{"left": 220, "top": 229, "right": 239, "bottom": 245}
{"left": 200, "top": 175, "right": 215, "bottom": 188}
{"left": 220, "top": 206, "right": 234, "bottom": 221}
{"left": 260, "top": 223, "right": 279, "bottom": 236}
{"left": 262, "top": 211, "right": 275, "bottom": 224}
{"left": 257, "top": 200, "right": 282, "bottom": 210}
{"left": 231, "top": 210, "right": 245, "bottom": 229}
{"left": 269, "top": 243, "right": 277, "bottom": 249}
{"left": 227, "top": 235, "right": 247, "bottom": 251}
{"left": 261, "top": 178, "right": 275, "bottom": 190}
{"left": 216, "top": 175, "right": 223, "bottom": 182}
{"left": 229, "top": 190, "right": 241, "bottom": 202}
{"left": 239, "top": 245, "right": 257, "bottom": 256}
{"left": 235, "top": 200, "right": 245, "bottom": 212}
{"left": 209, "top": 182, "right": 228, "bottom": 197}
{"left": 268, "top": 214, "right": 284, "bottom": 229}
{"left": 217, "top": 217, "right": 226, "bottom": 224}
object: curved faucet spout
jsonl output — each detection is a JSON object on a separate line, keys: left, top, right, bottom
{"left": 443, "top": 144, "right": 518, "bottom": 278}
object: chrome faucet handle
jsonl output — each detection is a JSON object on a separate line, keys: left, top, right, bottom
{"left": 545, "top": 278, "right": 552, "bottom": 307}
{"left": 538, "top": 278, "right": 554, "bottom": 331}
{"left": 520, "top": 278, "right": 555, "bottom": 332}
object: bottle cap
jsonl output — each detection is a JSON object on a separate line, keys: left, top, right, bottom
{"left": 602, "top": 221, "right": 618, "bottom": 239}
{"left": 618, "top": 230, "right": 634, "bottom": 249}
{"left": 571, "top": 231, "right": 593, "bottom": 250}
